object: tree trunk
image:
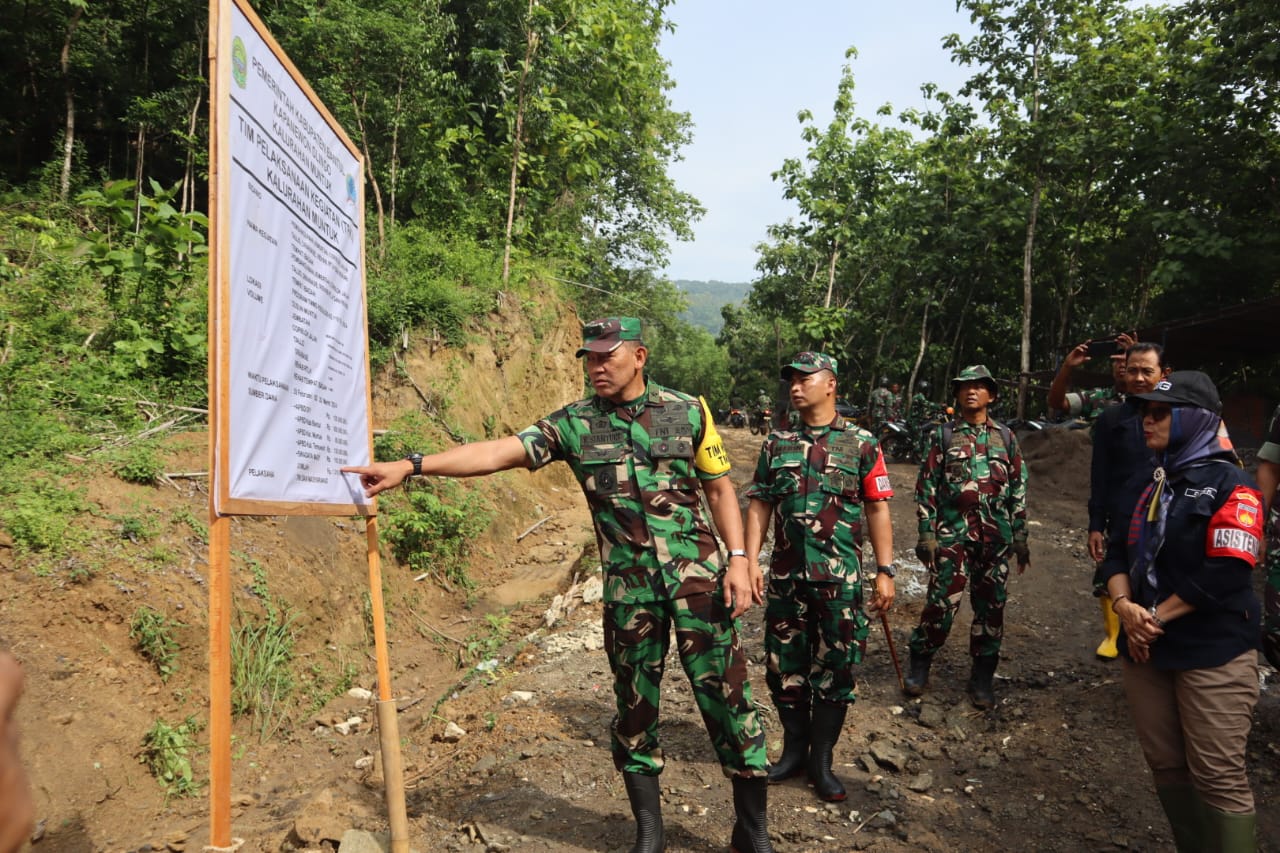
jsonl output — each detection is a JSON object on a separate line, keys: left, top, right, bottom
{"left": 1019, "top": 170, "right": 1042, "bottom": 420}
{"left": 389, "top": 74, "right": 404, "bottom": 237}
{"left": 59, "top": 6, "right": 84, "bottom": 201}
{"left": 1017, "top": 37, "right": 1044, "bottom": 421}
{"left": 906, "top": 291, "right": 933, "bottom": 419}
{"left": 503, "top": 9, "right": 539, "bottom": 285}
{"left": 350, "top": 91, "right": 386, "bottom": 260}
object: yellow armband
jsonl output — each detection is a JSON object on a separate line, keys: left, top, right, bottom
{"left": 694, "top": 396, "right": 731, "bottom": 476}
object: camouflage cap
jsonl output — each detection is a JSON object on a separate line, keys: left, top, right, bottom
{"left": 781, "top": 351, "right": 838, "bottom": 379}
{"left": 951, "top": 364, "right": 999, "bottom": 399}
{"left": 575, "top": 316, "right": 644, "bottom": 357}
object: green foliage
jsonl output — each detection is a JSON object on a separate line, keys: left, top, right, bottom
{"left": 382, "top": 483, "right": 491, "bottom": 590}
{"left": 129, "top": 606, "right": 182, "bottom": 682}
{"left": 364, "top": 225, "right": 500, "bottom": 364}
{"left": 75, "top": 179, "right": 208, "bottom": 385}
{"left": 231, "top": 606, "right": 297, "bottom": 742}
{"left": 462, "top": 612, "right": 511, "bottom": 666}
{"left": 171, "top": 506, "right": 208, "bottom": 544}
{"left": 0, "top": 475, "right": 89, "bottom": 556}
{"left": 141, "top": 716, "right": 202, "bottom": 800}
{"left": 110, "top": 443, "right": 164, "bottom": 485}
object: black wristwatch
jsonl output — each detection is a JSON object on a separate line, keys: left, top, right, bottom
{"left": 405, "top": 453, "right": 423, "bottom": 477}
{"left": 876, "top": 564, "right": 896, "bottom": 578}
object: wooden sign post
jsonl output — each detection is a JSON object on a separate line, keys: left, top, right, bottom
{"left": 207, "top": 1, "right": 408, "bottom": 848}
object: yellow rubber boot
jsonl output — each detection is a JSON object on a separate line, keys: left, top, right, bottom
{"left": 1096, "top": 596, "right": 1120, "bottom": 660}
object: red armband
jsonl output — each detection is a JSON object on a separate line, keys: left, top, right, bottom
{"left": 862, "top": 446, "right": 894, "bottom": 500}
{"left": 1205, "top": 485, "right": 1264, "bottom": 565}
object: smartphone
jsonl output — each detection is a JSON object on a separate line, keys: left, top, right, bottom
{"left": 1085, "top": 339, "right": 1121, "bottom": 358}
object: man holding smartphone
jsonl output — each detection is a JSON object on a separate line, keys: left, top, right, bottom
{"left": 1047, "top": 332, "right": 1137, "bottom": 419}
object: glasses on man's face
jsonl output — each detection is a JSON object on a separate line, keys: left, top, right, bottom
{"left": 1142, "top": 404, "right": 1172, "bottom": 421}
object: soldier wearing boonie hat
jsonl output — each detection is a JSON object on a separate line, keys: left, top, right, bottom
{"left": 745, "top": 350, "right": 895, "bottom": 804}
{"left": 904, "top": 364, "right": 1029, "bottom": 710}
{"left": 343, "top": 315, "right": 775, "bottom": 853}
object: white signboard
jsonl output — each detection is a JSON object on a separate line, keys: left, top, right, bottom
{"left": 212, "top": 1, "right": 372, "bottom": 514}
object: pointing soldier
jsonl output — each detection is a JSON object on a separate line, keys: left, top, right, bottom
{"left": 903, "top": 364, "right": 1030, "bottom": 709}
{"left": 744, "top": 352, "right": 895, "bottom": 803}
{"left": 343, "top": 317, "right": 775, "bottom": 853}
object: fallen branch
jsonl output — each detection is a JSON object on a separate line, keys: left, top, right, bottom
{"left": 414, "top": 613, "right": 467, "bottom": 647}
{"left": 516, "top": 516, "right": 551, "bottom": 541}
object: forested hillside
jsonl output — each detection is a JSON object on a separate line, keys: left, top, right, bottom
{"left": 674, "top": 279, "right": 750, "bottom": 335}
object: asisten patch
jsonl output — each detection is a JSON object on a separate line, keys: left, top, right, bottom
{"left": 1205, "top": 485, "right": 1265, "bottom": 565}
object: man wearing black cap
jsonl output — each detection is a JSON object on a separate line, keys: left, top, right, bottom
{"left": 343, "top": 316, "right": 775, "bottom": 853}
{"left": 744, "top": 351, "right": 895, "bottom": 803}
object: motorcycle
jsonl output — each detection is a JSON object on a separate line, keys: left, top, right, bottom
{"left": 749, "top": 406, "right": 773, "bottom": 435}
{"left": 727, "top": 407, "right": 747, "bottom": 429}
{"left": 877, "top": 419, "right": 917, "bottom": 463}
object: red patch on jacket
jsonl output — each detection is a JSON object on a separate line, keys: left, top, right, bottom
{"left": 1205, "top": 486, "right": 1264, "bottom": 566}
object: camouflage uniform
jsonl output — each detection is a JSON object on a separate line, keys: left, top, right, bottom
{"left": 518, "top": 380, "right": 767, "bottom": 779}
{"left": 869, "top": 386, "right": 895, "bottom": 426}
{"left": 1062, "top": 385, "right": 1120, "bottom": 419}
{"left": 910, "top": 417, "right": 1028, "bottom": 659}
{"left": 1259, "top": 404, "right": 1280, "bottom": 668}
{"left": 745, "top": 416, "right": 893, "bottom": 706}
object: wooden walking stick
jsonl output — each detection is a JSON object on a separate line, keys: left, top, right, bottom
{"left": 880, "top": 611, "right": 904, "bottom": 691}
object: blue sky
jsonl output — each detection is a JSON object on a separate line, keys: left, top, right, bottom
{"left": 660, "top": 1, "right": 978, "bottom": 283}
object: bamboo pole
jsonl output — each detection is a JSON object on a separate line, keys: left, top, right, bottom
{"left": 365, "top": 517, "right": 410, "bottom": 852}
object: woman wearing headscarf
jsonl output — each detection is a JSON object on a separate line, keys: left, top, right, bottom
{"left": 1100, "top": 371, "right": 1264, "bottom": 852}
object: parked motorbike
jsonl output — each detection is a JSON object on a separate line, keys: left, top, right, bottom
{"left": 877, "top": 419, "right": 917, "bottom": 463}
{"left": 727, "top": 408, "right": 747, "bottom": 429}
{"left": 749, "top": 406, "right": 773, "bottom": 435}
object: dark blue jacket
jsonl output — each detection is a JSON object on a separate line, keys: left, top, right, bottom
{"left": 1100, "top": 458, "right": 1261, "bottom": 670}
{"left": 1088, "top": 399, "right": 1151, "bottom": 536}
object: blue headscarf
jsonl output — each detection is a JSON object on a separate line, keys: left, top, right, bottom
{"left": 1128, "top": 406, "right": 1228, "bottom": 598}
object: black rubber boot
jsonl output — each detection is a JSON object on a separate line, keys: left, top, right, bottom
{"left": 806, "top": 700, "right": 847, "bottom": 802}
{"left": 622, "top": 771, "right": 665, "bottom": 853}
{"left": 729, "top": 776, "right": 774, "bottom": 853}
{"left": 967, "top": 655, "right": 999, "bottom": 710}
{"left": 902, "top": 651, "right": 932, "bottom": 697}
{"left": 766, "top": 703, "right": 810, "bottom": 783}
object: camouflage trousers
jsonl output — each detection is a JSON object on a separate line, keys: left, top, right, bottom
{"left": 604, "top": 590, "right": 768, "bottom": 779}
{"left": 908, "top": 540, "right": 1010, "bottom": 659}
{"left": 765, "top": 577, "right": 868, "bottom": 708}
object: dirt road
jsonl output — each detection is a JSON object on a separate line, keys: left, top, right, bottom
{"left": 8, "top": 424, "right": 1277, "bottom": 852}
{"left": 378, "top": 425, "right": 1279, "bottom": 852}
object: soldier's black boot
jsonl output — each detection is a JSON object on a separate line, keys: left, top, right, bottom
{"left": 902, "top": 652, "right": 932, "bottom": 697}
{"left": 729, "top": 776, "right": 774, "bottom": 853}
{"left": 622, "top": 771, "right": 665, "bottom": 853}
{"left": 967, "top": 654, "right": 999, "bottom": 710}
{"left": 766, "top": 703, "right": 810, "bottom": 783}
{"left": 806, "top": 699, "right": 847, "bottom": 802}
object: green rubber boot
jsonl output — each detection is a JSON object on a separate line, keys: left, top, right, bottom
{"left": 1155, "top": 783, "right": 1209, "bottom": 853}
{"left": 1206, "top": 806, "right": 1256, "bottom": 853}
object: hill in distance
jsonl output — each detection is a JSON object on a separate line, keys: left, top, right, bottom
{"left": 673, "top": 278, "right": 751, "bottom": 335}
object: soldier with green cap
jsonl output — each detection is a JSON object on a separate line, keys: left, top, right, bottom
{"left": 342, "top": 316, "right": 775, "bottom": 853}
{"left": 744, "top": 351, "right": 895, "bottom": 803}
{"left": 902, "top": 364, "right": 1030, "bottom": 709}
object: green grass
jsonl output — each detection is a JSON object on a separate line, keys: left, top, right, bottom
{"left": 141, "top": 716, "right": 202, "bottom": 799}
{"left": 129, "top": 606, "right": 182, "bottom": 682}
